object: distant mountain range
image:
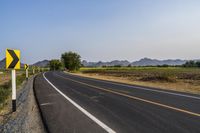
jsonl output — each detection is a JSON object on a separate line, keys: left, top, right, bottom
{"left": 0, "top": 58, "right": 199, "bottom": 68}
{"left": 130, "top": 58, "right": 187, "bottom": 66}
{"left": 82, "top": 58, "right": 189, "bottom": 67}
{"left": 0, "top": 58, "right": 49, "bottom": 68}
{"left": 0, "top": 58, "right": 25, "bottom": 69}
{"left": 0, "top": 58, "right": 5, "bottom": 68}
{"left": 32, "top": 60, "right": 49, "bottom": 67}
{"left": 82, "top": 60, "right": 130, "bottom": 67}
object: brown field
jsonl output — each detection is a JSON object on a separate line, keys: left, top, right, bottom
{"left": 72, "top": 67, "right": 200, "bottom": 95}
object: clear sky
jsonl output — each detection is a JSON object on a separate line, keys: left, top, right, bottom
{"left": 0, "top": 0, "right": 200, "bottom": 64}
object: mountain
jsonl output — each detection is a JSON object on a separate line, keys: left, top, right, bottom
{"left": 0, "top": 58, "right": 25, "bottom": 69}
{"left": 82, "top": 58, "right": 188, "bottom": 67}
{"left": 82, "top": 60, "right": 130, "bottom": 67}
{"left": 0, "top": 57, "right": 195, "bottom": 68}
{"left": 131, "top": 58, "right": 186, "bottom": 66}
{"left": 0, "top": 58, "right": 49, "bottom": 69}
{"left": 0, "top": 58, "right": 6, "bottom": 68}
{"left": 32, "top": 60, "right": 49, "bottom": 67}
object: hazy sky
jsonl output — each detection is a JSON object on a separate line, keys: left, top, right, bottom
{"left": 0, "top": 0, "right": 200, "bottom": 64}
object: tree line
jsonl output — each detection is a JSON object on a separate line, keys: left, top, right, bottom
{"left": 49, "top": 51, "right": 199, "bottom": 71}
{"left": 182, "top": 60, "right": 200, "bottom": 68}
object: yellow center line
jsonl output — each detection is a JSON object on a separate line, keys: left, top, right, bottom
{"left": 55, "top": 73, "right": 200, "bottom": 117}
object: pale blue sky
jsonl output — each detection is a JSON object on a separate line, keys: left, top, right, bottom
{"left": 0, "top": 0, "right": 200, "bottom": 64}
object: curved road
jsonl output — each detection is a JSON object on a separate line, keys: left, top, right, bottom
{"left": 34, "top": 71, "right": 200, "bottom": 133}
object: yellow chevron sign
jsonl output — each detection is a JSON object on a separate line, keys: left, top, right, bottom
{"left": 24, "top": 64, "right": 29, "bottom": 70}
{"left": 6, "top": 49, "right": 20, "bottom": 69}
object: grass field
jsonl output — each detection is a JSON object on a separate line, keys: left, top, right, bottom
{"left": 76, "top": 67, "right": 200, "bottom": 94}
{"left": 0, "top": 70, "right": 10, "bottom": 85}
{"left": 0, "top": 70, "right": 27, "bottom": 112}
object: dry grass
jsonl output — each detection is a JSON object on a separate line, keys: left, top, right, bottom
{"left": 0, "top": 71, "right": 10, "bottom": 85}
{"left": 71, "top": 67, "right": 200, "bottom": 95}
{"left": 0, "top": 71, "right": 24, "bottom": 85}
{"left": 0, "top": 70, "right": 27, "bottom": 114}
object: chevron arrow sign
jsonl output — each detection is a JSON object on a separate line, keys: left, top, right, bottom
{"left": 6, "top": 49, "right": 20, "bottom": 69}
{"left": 24, "top": 64, "right": 29, "bottom": 70}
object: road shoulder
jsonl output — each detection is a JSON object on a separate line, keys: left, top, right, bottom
{"left": 0, "top": 76, "right": 46, "bottom": 133}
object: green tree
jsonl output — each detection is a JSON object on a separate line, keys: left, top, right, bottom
{"left": 127, "top": 64, "right": 132, "bottom": 67}
{"left": 49, "top": 59, "right": 62, "bottom": 70}
{"left": 182, "top": 60, "right": 200, "bottom": 67}
{"left": 196, "top": 61, "right": 200, "bottom": 67}
{"left": 183, "top": 61, "right": 196, "bottom": 67}
{"left": 61, "top": 51, "right": 81, "bottom": 71}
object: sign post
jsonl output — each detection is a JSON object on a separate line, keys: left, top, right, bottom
{"left": 32, "top": 66, "right": 35, "bottom": 74}
{"left": 6, "top": 49, "right": 20, "bottom": 112}
{"left": 11, "top": 69, "right": 16, "bottom": 112}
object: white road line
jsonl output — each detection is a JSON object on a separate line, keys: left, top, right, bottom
{"left": 66, "top": 73, "right": 200, "bottom": 100}
{"left": 43, "top": 73, "right": 116, "bottom": 133}
{"left": 40, "top": 103, "right": 54, "bottom": 106}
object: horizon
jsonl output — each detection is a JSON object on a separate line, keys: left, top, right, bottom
{"left": 1, "top": 56, "right": 199, "bottom": 65}
{"left": 1, "top": 0, "right": 200, "bottom": 64}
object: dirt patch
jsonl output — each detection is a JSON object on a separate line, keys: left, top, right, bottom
{"left": 70, "top": 72, "right": 200, "bottom": 95}
{"left": 139, "top": 75, "right": 176, "bottom": 82}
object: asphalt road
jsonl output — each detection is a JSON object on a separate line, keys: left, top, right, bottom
{"left": 34, "top": 71, "right": 200, "bottom": 133}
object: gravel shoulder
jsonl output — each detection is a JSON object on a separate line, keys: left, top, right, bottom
{"left": 0, "top": 76, "right": 46, "bottom": 133}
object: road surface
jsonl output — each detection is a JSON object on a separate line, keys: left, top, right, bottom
{"left": 34, "top": 71, "right": 200, "bottom": 133}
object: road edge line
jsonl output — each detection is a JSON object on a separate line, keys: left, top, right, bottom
{"left": 43, "top": 72, "right": 116, "bottom": 133}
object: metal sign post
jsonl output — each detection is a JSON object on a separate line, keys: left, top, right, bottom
{"left": 26, "top": 69, "right": 28, "bottom": 80}
{"left": 11, "top": 69, "right": 16, "bottom": 112}
{"left": 33, "top": 68, "right": 35, "bottom": 74}
{"left": 6, "top": 49, "right": 20, "bottom": 112}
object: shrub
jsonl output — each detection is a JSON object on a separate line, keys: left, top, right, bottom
{"left": 61, "top": 51, "right": 81, "bottom": 71}
{"left": 49, "top": 59, "right": 62, "bottom": 70}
